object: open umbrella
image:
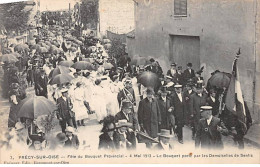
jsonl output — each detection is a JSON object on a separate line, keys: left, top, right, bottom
{"left": 137, "top": 71, "right": 160, "bottom": 88}
{"left": 207, "top": 71, "right": 231, "bottom": 89}
{"left": 49, "top": 73, "right": 74, "bottom": 85}
{"left": 58, "top": 60, "right": 74, "bottom": 67}
{"left": 0, "top": 54, "right": 19, "bottom": 63}
{"left": 14, "top": 44, "right": 29, "bottom": 52}
{"left": 103, "top": 62, "right": 114, "bottom": 70}
{"left": 17, "top": 96, "right": 57, "bottom": 119}
{"left": 72, "top": 61, "right": 94, "bottom": 70}
{"left": 48, "top": 66, "right": 71, "bottom": 78}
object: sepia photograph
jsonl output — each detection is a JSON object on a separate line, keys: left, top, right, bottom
{"left": 0, "top": 0, "right": 259, "bottom": 164}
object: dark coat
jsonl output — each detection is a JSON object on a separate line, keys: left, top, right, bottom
{"left": 56, "top": 97, "right": 74, "bottom": 120}
{"left": 98, "top": 133, "right": 119, "bottom": 150}
{"left": 195, "top": 116, "right": 228, "bottom": 149}
{"left": 172, "top": 92, "right": 185, "bottom": 127}
{"left": 137, "top": 98, "right": 161, "bottom": 138}
{"left": 114, "top": 131, "right": 136, "bottom": 149}
{"left": 154, "top": 142, "right": 173, "bottom": 150}
{"left": 183, "top": 89, "right": 195, "bottom": 124}
{"left": 145, "top": 65, "right": 157, "bottom": 74}
{"left": 189, "top": 93, "right": 207, "bottom": 124}
{"left": 167, "top": 69, "right": 177, "bottom": 78}
{"left": 65, "top": 134, "right": 79, "bottom": 149}
{"left": 36, "top": 74, "right": 48, "bottom": 97}
{"left": 175, "top": 72, "right": 185, "bottom": 85}
{"left": 8, "top": 103, "right": 19, "bottom": 128}
{"left": 157, "top": 96, "right": 174, "bottom": 129}
{"left": 183, "top": 69, "right": 195, "bottom": 83}
{"left": 115, "top": 111, "right": 138, "bottom": 131}
{"left": 206, "top": 96, "right": 219, "bottom": 116}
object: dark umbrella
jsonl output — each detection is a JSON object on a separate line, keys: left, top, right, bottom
{"left": 71, "top": 61, "right": 95, "bottom": 70}
{"left": 14, "top": 44, "right": 29, "bottom": 52}
{"left": 49, "top": 73, "right": 74, "bottom": 85}
{"left": 207, "top": 71, "right": 231, "bottom": 89}
{"left": 48, "top": 66, "right": 71, "bottom": 78}
{"left": 58, "top": 60, "right": 74, "bottom": 67}
{"left": 17, "top": 96, "right": 57, "bottom": 119}
{"left": 137, "top": 71, "right": 160, "bottom": 88}
{"left": 0, "top": 54, "right": 19, "bottom": 63}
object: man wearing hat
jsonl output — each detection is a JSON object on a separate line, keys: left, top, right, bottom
{"left": 157, "top": 86, "right": 175, "bottom": 132}
{"left": 206, "top": 89, "right": 219, "bottom": 116}
{"left": 117, "top": 78, "right": 136, "bottom": 108}
{"left": 56, "top": 88, "right": 74, "bottom": 133}
{"left": 114, "top": 119, "right": 136, "bottom": 150}
{"left": 166, "top": 63, "right": 177, "bottom": 78}
{"left": 183, "top": 62, "right": 195, "bottom": 84}
{"left": 154, "top": 129, "right": 173, "bottom": 150}
{"left": 172, "top": 84, "right": 185, "bottom": 144}
{"left": 64, "top": 126, "right": 79, "bottom": 149}
{"left": 138, "top": 87, "right": 161, "bottom": 148}
{"left": 175, "top": 66, "right": 184, "bottom": 85}
{"left": 195, "top": 106, "right": 228, "bottom": 149}
{"left": 35, "top": 69, "right": 48, "bottom": 98}
{"left": 183, "top": 82, "right": 195, "bottom": 126}
{"left": 189, "top": 82, "right": 207, "bottom": 140}
{"left": 145, "top": 58, "right": 157, "bottom": 73}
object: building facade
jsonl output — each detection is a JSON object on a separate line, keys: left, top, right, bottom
{"left": 130, "top": 0, "right": 259, "bottom": 121}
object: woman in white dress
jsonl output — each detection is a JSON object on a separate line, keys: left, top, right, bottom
{"left": 73, "top": 82, "right": 89, "bottom": 126}
{"left": 92, "top": 79, "right": 107, "bottom": 123}
{"left": 107, "top": 75, "right": 120, "bottom": 116}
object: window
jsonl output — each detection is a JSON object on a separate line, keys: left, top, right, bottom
{"left": 174, "top": 0, "right": 187, "bottom": 17}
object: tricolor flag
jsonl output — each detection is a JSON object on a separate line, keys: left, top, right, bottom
{"left": 225, "top": 49, "right": 248, "bottom": 133}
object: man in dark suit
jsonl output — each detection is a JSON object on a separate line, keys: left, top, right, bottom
{"left": 64, "top": 126, "right": 79, "bottom": 149}
{"left": 183, "top": 82, "right": 195, "bottom": 126}
{"left": 157, "top": 86, "right": 175, "bottom": 133}
{"left": 56, "top": 88, "right": 74, "bottom": 133}
{"left": 154, "top": 129, "right": 173, "bottom": 150}
{"left": 115, "top": 100, "right": 138, "bottom": 131}
{"left": 195, "top": 106, "right": 228, "bottom": 149}
{"left": 172, "top": 84, "right": 185, "bottom": 144}
{"left": 138, "top": 88, "right": 161, "bottom": 148}
{"left": 36, "top": 69, "right": 48, "bottom": 98}
{"left": 73, "top": 53, "right": 83, "bottom": 63}
{"left": 117, "top": 78, "right": 136, "bottom": 107}
{"left": 183, "top": 63, "right": 195, "bottom": 84}
{"left": 175, "top": 66, "right": 184, "bottom": 85}
{"left": 206, "top": 89, "right": 219, "bottom": 116}
{"left": 189, "top": 83, "right": 207, "bottom": 139}
{"left": 166, "top": 63, "right": 177, "bottom": 78}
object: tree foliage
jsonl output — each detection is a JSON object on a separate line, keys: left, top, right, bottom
{"left": 0, "top": 2, "right": 32, "bottom": 33}
{"left": 80, "top": 0, "right": 98, "bottom": 29}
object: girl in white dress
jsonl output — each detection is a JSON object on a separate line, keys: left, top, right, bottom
{"left": 92, "top": 79, "right": 107, "bottom": 123}
{"left": 107, "top": 75, "right": 120, "bottom": 116}
{"left": 73, "top": 82, "right": 89, "bottom": 126}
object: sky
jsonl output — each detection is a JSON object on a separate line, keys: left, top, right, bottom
{"left": 39, "top": 0, "right": 79, "bottom": 12}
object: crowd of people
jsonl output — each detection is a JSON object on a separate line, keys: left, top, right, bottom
{"left": 0, "top": 25, "right": 252, "bottom": 152}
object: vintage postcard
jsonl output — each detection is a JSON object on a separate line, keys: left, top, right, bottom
{"left": 0, "top": 0, "right": 259, "bottom": 164}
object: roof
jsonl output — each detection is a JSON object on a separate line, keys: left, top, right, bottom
{"left": 126, "top": 29, "right": 135, "bottom": 38}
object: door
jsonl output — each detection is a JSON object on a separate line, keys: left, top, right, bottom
{"left": 169, "top": 35, "right": 200, "bottom": 71}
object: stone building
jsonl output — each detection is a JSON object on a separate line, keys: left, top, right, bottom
{"left": 127, "top": 0, "right": 259, "bottom": 121}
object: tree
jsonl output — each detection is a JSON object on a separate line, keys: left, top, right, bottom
{"left": 80, "top": 0, "right": 99, "bottom": 29}
{"left": 0, "top": 2, "right": 32, "bottom": 33}
{"left": 108, "top": 38, "right": 126, "bottom": 67}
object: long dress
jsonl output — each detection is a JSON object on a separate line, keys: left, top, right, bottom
{"left": 132, "top": 77, "right": 141, "bottom": 109}
{"left": 73, "top": 87, "right": 89, "bottom": 121}
{"left": 108, "top": 82, "right": 120, "bottom": 116}
{"left": 92, "top": 85, "right": 107, "bottom": 122}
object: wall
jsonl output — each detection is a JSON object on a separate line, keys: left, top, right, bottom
{"left": 99, "top": 0, "right": 135, "bottom": 36}
{"left": 133, "top": 0, "right": 259, "bottom": 120}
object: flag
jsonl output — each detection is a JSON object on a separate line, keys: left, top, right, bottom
{"left": 225, "top": 54, "right": 247, "bottom": 133}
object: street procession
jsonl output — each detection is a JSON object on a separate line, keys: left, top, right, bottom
{"left": 0, "top": 0, "right": 257, "bottom": 154}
